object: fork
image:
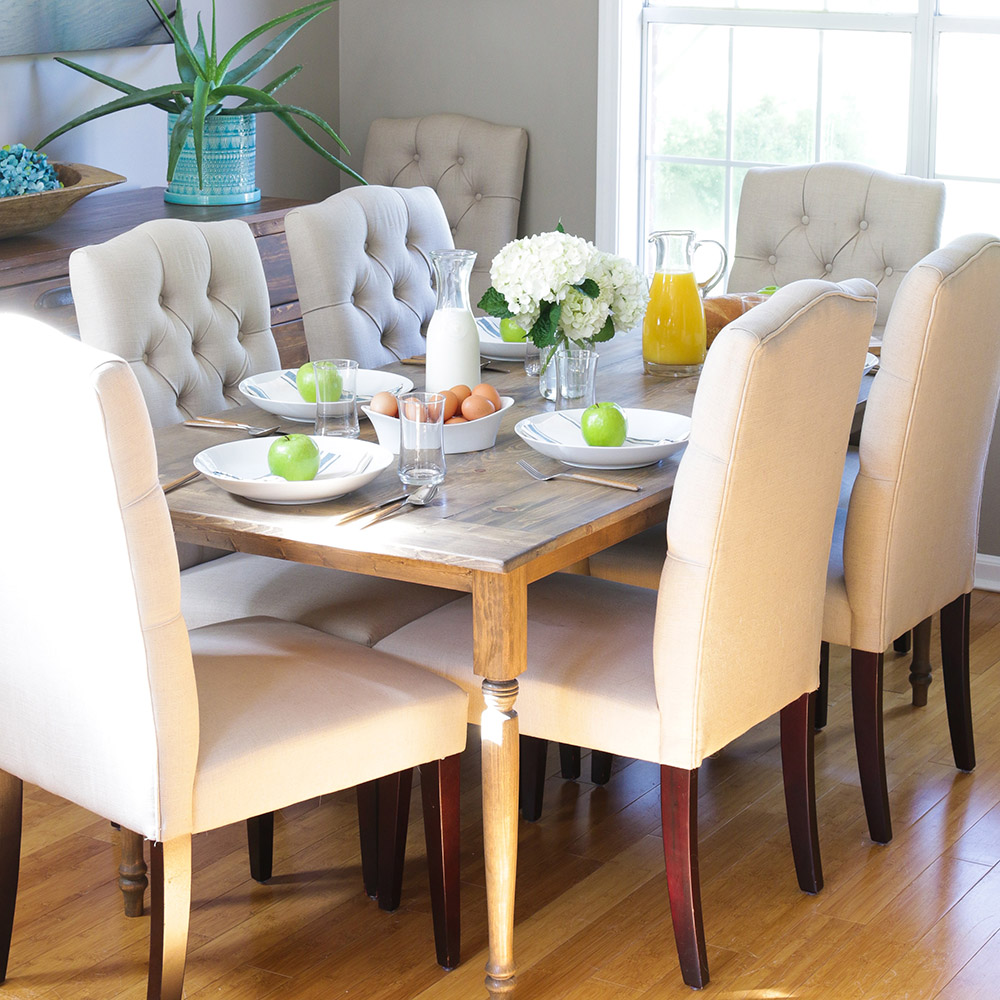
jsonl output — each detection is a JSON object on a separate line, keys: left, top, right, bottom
{"left": 517, "top": 459, "right": 641, "bottom": 492}
{"left": 185, "top": 416, "right": 282, "bottom": 436}
{"left": 555, "top": 411, "right": 680, "bottom": 446}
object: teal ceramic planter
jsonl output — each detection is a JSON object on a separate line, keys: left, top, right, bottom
{"left": 164, "top": 113, "right": 261, "bottom": 206}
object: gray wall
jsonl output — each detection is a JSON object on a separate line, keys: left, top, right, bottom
{"left": 338, "top": 0, "right": 599, "bottom": 242}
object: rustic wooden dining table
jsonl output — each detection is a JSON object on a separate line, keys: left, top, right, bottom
{"left": 149, "top": 333, "right": 872, "bottom": 996}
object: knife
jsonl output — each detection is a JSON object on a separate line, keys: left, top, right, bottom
{"left": 336, "top": 492, "right": 409, "bottom": 523}
{"left": 400, "top": 355, "right": 514, "bottom": 374}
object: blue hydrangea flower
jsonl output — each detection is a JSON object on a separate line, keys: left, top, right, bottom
{"left": 0, "top": 144, "right": 63, "bottom": 199}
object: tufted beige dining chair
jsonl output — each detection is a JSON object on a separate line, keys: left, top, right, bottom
{"left": 821, "top": 233, "right": 1000, "bottom": 845}
{"left": 0, "top": 318, "right": 469, "bottom": 995}
{"left": 375, "top": 278, "right": 878, "bottom": 988}
{"left": 286, "top": 185, "right": 453, "bottom": 368}
{"left": 362, "top": 113, "right": 528, "bottom": 308}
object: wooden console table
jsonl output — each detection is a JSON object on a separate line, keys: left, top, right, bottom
{"left": 0, "top": 186, "right": 310, "bottom": 367}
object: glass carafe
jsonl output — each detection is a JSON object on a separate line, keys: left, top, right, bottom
{"left": 642, "top": 230, "right": 727, "bottom": 377}
{"left": 425, "top": 249, "right": 481, "bottom": 393}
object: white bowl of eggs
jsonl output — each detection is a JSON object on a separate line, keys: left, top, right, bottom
{"left": 362, "top": 382, "right": 514, "bottom": 454}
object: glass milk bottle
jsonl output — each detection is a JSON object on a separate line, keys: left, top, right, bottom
{"left": 425, "top": 249, "right": 481, "bottom": 392}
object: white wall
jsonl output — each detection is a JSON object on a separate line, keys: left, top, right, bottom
{"left": 0, "top": 1, "right": 341, "bottom": 201}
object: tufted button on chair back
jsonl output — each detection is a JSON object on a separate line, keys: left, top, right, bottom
{"left": 286, "top": 185, "right": 453, "bottom": 368}
{"left": 728, "top": 162, "right": 945, "bottom": 342}
{"left": 362, "top": 113, "right": 528, "bottom": 308}
{"left": 69, "top": 218, "right": 279, "bottom": 430}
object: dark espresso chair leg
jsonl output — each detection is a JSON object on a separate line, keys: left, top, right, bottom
{"left": 893, "top": 631, "right": 912, "bottom": 655}
{"left": 0, "top": 770, "right": 22, "bottom": 983}
{"left": 420, "top": 756, "right": 462, "bottom": 970}
{"left": 519, "top": 734, "right": 548, "bottom": 822}
{"left": 246, "top": 813, "right": 274, "bottom": 883}
{"left": 591, "top": 751, "right": 614, "bottom": 785}
{"left": 377, "top": 769, "right": 414, "bottom": 912}
{"left": 909, "top": 616, "right": 933, "bottom": 707}
{"left": 815, "top": 641, "right": 830, "bottom": 732}
{"left": 940, "top": 592, "right": 975, "bottom": 772}
{"left": 661, "top": 764, "right": 709, "bottom": 989}
{"left": 559, "top": 744, "right": 581, "bottom": 780}
{"left": 851, "top": 649, "right": 892, "bottom": 844}
{"left": 779, "top": 692, "right": 823, "bottom": 893}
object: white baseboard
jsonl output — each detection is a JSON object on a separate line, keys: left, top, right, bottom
{"left": 975, "top": 553, "right": 1000, "bottom": 592}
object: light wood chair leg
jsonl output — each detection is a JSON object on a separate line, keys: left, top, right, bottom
{"left": 893, "top": 631, "right": 912, "bottom": 654}
{"left": 356, "top": 779, "right": 379, "bottom": 899}
{"left": 376, "top": 769, "right": 413, "bottom": 912}
{"left": 591, "top": 751, "right": 614, "bottom": 785}
{"left": 0, "top": 771, "right": 22, "bottom": 983}
{"left": 851, "top": 649, "right": 892, "bottom": 844}
{"left": 661, "top": 764, "right": 709, "bottom": 989}
{"left": 909, "top": 617, "right": 933, "bottom": 707}
{"left": 558, "top": 744, "right": 581, "bottom": 780}
{"left": 814, "top": 641, "right": 829, "bottom": 732}
{"left": 421, "top": 755, "right": 462, "bottom": 970}
{"left": 119, "top": 828, "right": 147, "bottom": 917}
{"left": 519, "top": 735, "right": 548, "bottom": 822}
{"left": 147, "top": 836, "right": 191, "bottom": 1000}
{"left": 779, "top": 692, "right": 823, "bottom": 893}
{"left": 940, "top": 592, "right": 975, "bottom": 772}
{"left": 246, "top": 813, "right": 274, "bottom": 883}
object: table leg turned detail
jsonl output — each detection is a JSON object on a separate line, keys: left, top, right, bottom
{"left": 119, "top": 827, "right": 147, "bottom": 917}
{"left": 481, "top": 678, "right": 519, "bottom": 995}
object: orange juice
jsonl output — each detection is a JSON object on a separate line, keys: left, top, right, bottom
{"left": 642, "top": 270, "right": 706, "bottom": 375}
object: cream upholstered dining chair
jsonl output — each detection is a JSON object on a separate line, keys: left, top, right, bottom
{"left": 374, "top": 278, "right": 878, "bottom": 987}
{"left": 821, "top": 233, "right": 1000, "bottom": 846}
{"left": 0, "top": 318, "right": 469, "bottom": 995}
{"left": 69, "top": 217, "right": 459, "bottom": 646}
{"left": 285, "top": 185, "right": 453, "bottom": 368}
{"left": 362, "top": 113, "right": 528, "bottom": 309}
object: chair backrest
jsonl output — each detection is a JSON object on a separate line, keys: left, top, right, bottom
{"left": 286, "top": 185, "right": 453, "bottom": 368}
{"left": 727, "top": 162, "right": 944, "bottom": 339}
{"left": 362, "top": 113, "right": 528, "bottom": 308}
{"left": 653, "top": 278, "right": 878, "bottom": 768}
{"left": 0, "top": 316, "right": 198, "bottom": 842}
{"left": 69, "top": 217, "right": 279, "bottom": 429}
{"left": 842, "top": 234, "right": 1000, "bottom": 650}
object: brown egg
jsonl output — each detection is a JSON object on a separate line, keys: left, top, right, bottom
{"left": 461, "top": 393, "right": 495, "bottom": 421}
{"left": 449, "top": 384, "right": 472, "bottom": 405}
{"left": 471, "top": 381, "right": 502, "bottom": 412}
{"left": 369, "top": 391, "right": 398, "bottom": 417}
{"left": 440, "top": 389, "right": 460, "bottom": 422}
{"left": 445, "top": 416, "right": 468, "bottom": 424}
{"left": 401, "top": 397, "right": 424, "bottom": 422}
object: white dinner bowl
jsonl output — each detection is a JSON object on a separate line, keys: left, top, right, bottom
{"left": 362, "top": 396, "right": 515, "bottom": 454}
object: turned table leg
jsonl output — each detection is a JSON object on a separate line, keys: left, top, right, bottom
{"left": 119, "top": 827, "right": 147, "bottom": 917}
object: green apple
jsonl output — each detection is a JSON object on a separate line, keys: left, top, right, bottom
{"left": 267, "top": 434, "right": 321, "bottom": 481}
{"left": 499, "top": 317, "right": 527, "bottom": 342}
{"left": 581, "top": 402, "right": 628, "bottom": 447}
{"left": 295, "top": 362, "right": 342, "bottom": 403}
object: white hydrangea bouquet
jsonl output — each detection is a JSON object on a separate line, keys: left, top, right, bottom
{"left": 478, "top": 224, "right": 648, "bottom": 367}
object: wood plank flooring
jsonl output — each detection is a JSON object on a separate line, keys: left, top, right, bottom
{"left": 5, "top": 590, "right": 1000, "bottom": 999}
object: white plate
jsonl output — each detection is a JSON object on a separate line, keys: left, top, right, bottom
{"left": 194, "top": 436, "right": 393, "bottom": 505}
{"left": 864, "top": 352, "right": 878, "bottom": 375}
{"left": 364, "top": 397, "right": 514, "bottom": 454}
{"left": 239, "top": 369, "right": 414, "bottom": 423}
{"left": 516, "top": 408, "right": 691, "bottom": 469}
{"left": 478, "top": 316, "right": 528, "bottom": 360}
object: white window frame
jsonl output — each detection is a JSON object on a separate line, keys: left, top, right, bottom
{"left": 597, "top": 0, "right": 1000, "bottom": 262}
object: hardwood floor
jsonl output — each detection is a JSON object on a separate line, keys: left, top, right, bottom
{"left": 6, "top": 590, "right": 1000, "bottom": 999}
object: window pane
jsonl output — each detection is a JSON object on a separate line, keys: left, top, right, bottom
{"left": 647, "top": 1, "right": 916, "bottom": 9}
{"left": 647, "top": 25, "right": 729, "bottom": 159}
{"left": 940, "top": 180, "right": 1000, "bottom": 245}
{"left": 936, "top": 33, "right": 1000, "bottom": 178}
{"left": 645, "top": 163, "right": 726, "bottom": 271}
{"left": 732, "top": 27, "right": 817, "bottom": 163}
{"left": 937, "top": 1, "right": 999, "bottom": 13}
{"left": 821, "top": 30, "right": 910, "bottom": 171}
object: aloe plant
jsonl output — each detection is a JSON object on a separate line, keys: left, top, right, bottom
{"left": 37, "top": 0, "right": 364, "bottom": 186}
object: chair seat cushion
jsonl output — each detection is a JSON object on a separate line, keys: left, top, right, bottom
{"left": 189, "top": 617, "right": 468, "bottom": 834}
{"left": 586, "top": 523, "right": 666, "bottom": 590}
{"left": 374, "top": 574, "right": 662, "bottom": 765}
{"left": 180, "top": 552, "right": 461, "bottom": 646}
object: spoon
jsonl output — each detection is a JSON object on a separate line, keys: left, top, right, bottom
{"left": 361, "top": 483, "right": 439, "bottom": 527}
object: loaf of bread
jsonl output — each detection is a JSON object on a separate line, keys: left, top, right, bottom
{"left": 703, "top": 293, "right": 771, "bottom": 347}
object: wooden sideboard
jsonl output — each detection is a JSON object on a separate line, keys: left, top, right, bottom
{"left": 0, "top": 187, "right": 310, "bottom": 367}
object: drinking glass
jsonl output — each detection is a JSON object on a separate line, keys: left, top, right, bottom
{"left": 398, "top": 391, "right": 446, "bottom": 486}
{"left": 524, "top": 340, "right": 542, "bottom": 377}
{"left": 314, "top": 359, "right": 359, "bottom": 437}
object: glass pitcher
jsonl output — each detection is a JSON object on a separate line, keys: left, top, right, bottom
{"left": 642, "top": 230, "right": 727, "bottom": 377}
{"left": 425, "top": 249, "right": 481, "bottom": 393}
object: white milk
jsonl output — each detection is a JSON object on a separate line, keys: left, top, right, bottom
{"left": 424, "top": 307, "right": 481, "bottom": 393}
